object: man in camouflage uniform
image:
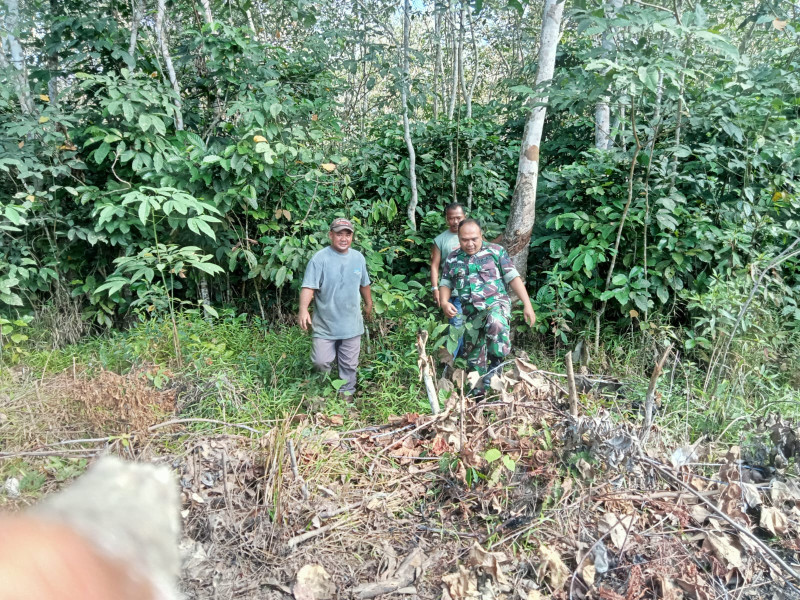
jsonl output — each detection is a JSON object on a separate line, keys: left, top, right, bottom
{"left": 438, "top": 219, "right": 535, "bottom": 391}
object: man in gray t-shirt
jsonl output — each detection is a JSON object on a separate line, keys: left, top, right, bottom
{"left": 298, "top": 218, "right": 373, "bottom": 395}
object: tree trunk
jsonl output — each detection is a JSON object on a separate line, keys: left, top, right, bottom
{"left": 246, "top": 9, "right": 257, "bottom": 36}
{"left": 156, "top": 0, "right": 184, "bottom": 131}
{"left": 128, "top": 0, "right": 142, "bottom": 60}
{"left": 502, "top": 0, "right": 565, "bottom": 277}
{"left": 447, "top": 4, "right": 462, "bottom": 202}
{"left": 460, "top": 7, "right": 480, "bottom": 211}
{"left": 199, "top": 275, "right": 211, "bottom": 317}
{"left": 198, "top": 0, "right": 214, "bottom": 25}
{"left": 401, "top": 0, "right": 419, "bottom": 229}
{"left": 669, "top": 58, "right": 687, "bottom": 190}
{"left": 47, "top": 0, "right": 61, "bottom": 108}
{"left": 433, "top": 10, "right": 443, "bottom": 119}
{"left": 594, "top": 0, "right": 623, "bottom": 150}
{"left": 2, "top": 0, "right": 35, "bottom": 115}
{"left": 447, "top": 2, "right": 459, "bottom": 121}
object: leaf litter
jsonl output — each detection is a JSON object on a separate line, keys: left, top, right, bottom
{"left": 4, "top": 358, "right": 800, "bottom": 599}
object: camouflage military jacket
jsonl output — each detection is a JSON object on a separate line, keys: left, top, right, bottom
{"left": 439, "top": 243, "right": 520, "bottom": 310}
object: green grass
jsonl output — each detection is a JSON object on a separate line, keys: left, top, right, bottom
{"left": 21, "top": 311, "right": 431, "bottom": 425}
{"left": 12, "top": 309, "right": 800, "bottom": 441}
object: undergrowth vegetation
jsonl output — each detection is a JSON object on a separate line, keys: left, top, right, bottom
{"left": 7, "top": 307, "right": 798, "bottom": 444}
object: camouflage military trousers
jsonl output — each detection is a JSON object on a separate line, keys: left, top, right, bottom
{"left": 462, "top": 300, "right": 512, "bottom": 375}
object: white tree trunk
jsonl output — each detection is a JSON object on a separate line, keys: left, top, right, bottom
{"left": 460, "top": 7, "right": 480, "bottom": 211}
{"left": 433, "top": 10, "right": 443, "bottom": 119}
{"left": 2, "top": 0, "right": 35, "bottom": 115}
{"left": 670, "top": 59, "right": 687, "bottom": 190}
{"left": 156, "top": 0, "right": 184, "bottom": 130}
{"left": 246, "top": 9, "right": 257, "bottom": 36}
{"left": 198, "top": 0, "right": 214, "bottom": 25}
{"left": 128, "top": 0, "right": 142, "bottom": 59}
{"left": 503, "top": 0, "right": 565, "bottom": 277}
{"left": 594, "top": 0, "right": 624, "bottom": 150}
{"left": 401, "top": 0, "right": 419, "bottom": 229}
{"left": 447, "top": 3, "right": 459, "bottom": 121}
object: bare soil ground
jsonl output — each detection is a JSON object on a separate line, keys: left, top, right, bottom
{"left": 2, "top": 360, "right": 800, "bottom": 600}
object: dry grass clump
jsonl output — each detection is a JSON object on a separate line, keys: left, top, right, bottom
{"left": 70, "top": 366, "right": 176, "bottom": 433}
{"left": 1, "top": 365, "right": 176, "bottom": 453}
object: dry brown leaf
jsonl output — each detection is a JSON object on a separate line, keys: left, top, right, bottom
{"left": 657, "top": 576, "right": 683, "bottom": 600}
{"left": 467, "top": 370, "right": 482, "bottom": 389}
{"left": 760, "top": 506, "right": 788, "bottom": 536}
{"left": 467, "top": 543, "right": 509, "bottom": 585}
{"left": 688, "top": 504, "right": 711, "bottom": 525}
{"left": 320, "top": 163, "right": 336, "bottom": 172}
{"left": 702, "top": 531, "right": 744, "bottom": 572}
{"left": 582, "top": 563, "right": 596, "bottom": 587}
{"left": 538, "top": 544, "right": 569, "bottom": 591}
{"left": 771, "top": 480, "right": 800, "bottom": 505}
{"left": 773, "top": 19, "right": 787, "bottom": 30}
{"left": 575, "top": 458, "right": 593, "bottom": 480}
{"left": 253, "top": 135, "right": 267, "bottom": 143}
{"left": 741, "top": 482, "right": 761, "bottom": 508}
{"left": 431, "top": 435, "right": 450, "bottom": 456}
{"left": 441, "top": 565, "right": 477, "bottom": 599}
{"left": 717, "top": 483, "right": 750, "bottom": 525}
{"left": 598, "top": 513, "right": 634, "bottom": 549}
{"left": 293, "top": 564, "right": 335, "bottom": 600}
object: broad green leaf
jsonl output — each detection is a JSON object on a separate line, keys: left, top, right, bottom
{"left": 484, "top": 448, "right": 501, "bottom": 463}
{"left": 4, "top": 206, "right": 22, "bottom": 225}
{"left": 122, "top": 101, "right": 134, "bottom": 122}
{"left": 0, "top": 292, "right": 23, "bottom": 306}
{"left": 138, "top": 198, "right": 150, "bottom": 224}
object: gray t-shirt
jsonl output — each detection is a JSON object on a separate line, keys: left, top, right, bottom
{"left": 301, "top": 246, "right": 371, "bottom": 339}
{"left": 433, "top": 230, "right": 460, "bottom": 260}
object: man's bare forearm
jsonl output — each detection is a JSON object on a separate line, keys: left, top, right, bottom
{"left": 299, "top": 288, "right": 315, "bottom": 312}
{"left": 508, "top": 277, "right": 532, "bottom": 308}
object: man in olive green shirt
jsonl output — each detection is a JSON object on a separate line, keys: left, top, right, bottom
{"left": 430, "top": 203, "right": 466, "bottom": 358}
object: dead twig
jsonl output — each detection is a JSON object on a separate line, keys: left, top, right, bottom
{"left": 148, "top": 418, "right": 262, "bottom": 435}
{"left": 641, "top": 342, "right": 674, "bottom": 444}
{"left": 287, "top": 439, "right": 309, "bottom": 501}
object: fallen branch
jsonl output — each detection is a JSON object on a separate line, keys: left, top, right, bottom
{"left": 565, "top": 352, "right": 578, "bottom": 418}
{"left": 286, "top": 522, "right": 338, "bottom": 550}
{"left": 416, "top": 330, "right": 440, "bottom": 414}
{"left": 148, "top": 418, "right": 262, "bottom": 434}
{"left": 0, "top": 449, "right": 102, "bottom": 460}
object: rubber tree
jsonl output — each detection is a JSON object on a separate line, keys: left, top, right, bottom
{"left": 594, "top": 0, "right": 624, "bottom": 150}
{"left": 155, "top": 0, "right": 184, "bottom": 131}
{"left": 0, "top": 0, "right": 35, "bottom": 115}
{"left": 502, "top": 0, "right": 565, "bottom": 277}
{"left": 401, "top": 0, "right": 419, "bottom": 229}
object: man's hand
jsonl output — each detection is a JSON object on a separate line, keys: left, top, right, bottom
{"left": 432, "top": 288, "right": 441, "bottom": 307}
{"left": 364, "top": 302, "right": 374, "bottom": 321}
{"left": 442, "top": 302, "right": 458, "bottom": 319}
{"left": 523, "top": 304, "right": 536, "bottom": 327}
{"left": 298, "top": 309, "right": 313, "bottom": 331}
